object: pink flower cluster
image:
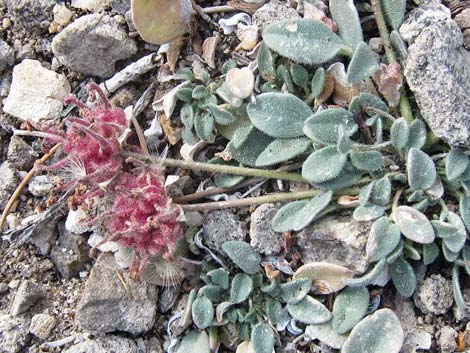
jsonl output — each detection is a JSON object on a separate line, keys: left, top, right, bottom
{"left": 39, "top": 83, "right": 183, "bottom": 273}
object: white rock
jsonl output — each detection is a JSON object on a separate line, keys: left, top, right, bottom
{"left": 28, "top": 175, "right": 53, "bottom": 196}
{"left": 88, "top": 233, "right": 120, "bottom": 252}
{"left": 114, "top": 246, "right": 134, "bottom": 269}
{"left": 71, "top": 0, "right": 110, "bottom": 12}
{"left": 29, "top": 313, "right": 56, "bottom": 340}
{"left": 65, "top": 208, "right": 92, "bottom": 235}
{"left": 3, "top": 59, "right": 71, "bottom": 123}
{"left": 53, "top": 4, "right": 73, "bottom": 26}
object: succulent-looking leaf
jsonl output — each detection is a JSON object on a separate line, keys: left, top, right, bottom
{"left": 407, "top": 148, "right": 437, "bottom": 191}
{"left": 353, "top": 205, "right": 386, "bottom": 222}
{"left": 263, "top": 19, "right": 346, "bottom": 65}
{"left": 291, "top": 64, "right": 309, "bottom": 87}
{"left": 423, "top": 243, "right": 440, "bottom": 265}
{"left": 390, "top": 118, "right": 409, "bottom": 150}
{"left": 222, "top": 241, "right": 261, "bottom": 274}
{"left": 407, "top": 119, "right": 427, "bottom": 149}
{"left": 380, "top": 0, "right": 406, "bottom": 29}
{"left": 366, "top": 217, "right": 401, "bottom": 262}
{"left": 350, "top": 151, "right": 383, "bottom": 171}
{"left": 443, "top": 244, "right": 459, "bottom": 262}
{"left": 247, "top": 93, "right": 312, "bottom": 138}
{"left": 446, "top": 150, "right": 469, "bottom": 181}
{"left": 390, "top": 257, "right": 416, "bottom": 298}
{"left": 265, "top": 299, "right": 283, "bottom": 325}
{"left": 371, "top": 177, "right": 392, "bottom": 206}
{"left": 393, "top": 206, "right": 435, "bottom": 244}
{"left": 226, "top": 128, "right": 273, "bottom": 167}
{"left": 192, "top": 297, "right": 215, "bottom": 329}
{"left": 271, "top": 200, "right": 309, "bottom": 233}
{"left": 199, "top": 285, "right": 225, "bottom": 303}
{"left": 333, "top": 287, "right": 369, "bottom": 334}
{"left": 329, "top": 0, "right": 363, "bottom": 49}
{"left": 304, "top": 109, "right": 357, "bottom": 145}
{"left": 287, "top": 296, "right": 332, "bottom": 324}
{"left": 341, "top": 309, "right": 404, "bottom": 353}
{"left": 302, "top": 146, "right": 348, "bottom": 183}
{"left": 257, "top": 42, "right": 276, "bottom": 81}
{"left": 443, "top": 212, "right": 467, "bottom": 253}
{"left": 236, "top": 341, "right": 256, "bottom": 353}
{"left": 347, "top": 42, "right": 380, "bottom": 84}
{"left": 293, "top": 190, "right": 333, "bottom": 231}
{"left": 294, "top": 262, "right": 354, "bottom": 294}
{"left": 305, "top": 321, "right": 347, "bottom": 349}
{"left": 132, "top": 0, "right": 192, "bottom": 45}
{"left": 208, "top": 268, "right": 230, "bottom": 289}
{"left": 403, "top": 242, "right": 421, "bottom": 261}
{"left": 311, "top": 67, "right": 326, "bottom": 98}
{"left": 280, "top": 278, "right": 312, "bottom": 304}
{"left": 177, "top": 330, "right": 211, "bottom": 353}
{"left": 255, "top": 137, "right": 310, "bottom": 167}
{"left": 230, "top": 274, "right": 253, "bottom": 304}
{"left": 251, "top": 323, "right": 274, "bottom": 353}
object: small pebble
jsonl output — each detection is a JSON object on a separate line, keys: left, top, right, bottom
{"left": 29, "top": 313, "right": 57, "bottom": 340}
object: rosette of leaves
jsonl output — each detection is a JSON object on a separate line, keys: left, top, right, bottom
{"left": 177, "top": 241, "right": 334, "bottom": 353}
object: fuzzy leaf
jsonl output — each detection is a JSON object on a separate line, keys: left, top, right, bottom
{"left": 276, "top": 65, "right": 295, "bottom": 93}
{"left": 460, "top": 196, "right": 470, "bottom": 232}
{"left": 330, "top": 0, "right": 363, "bottom": 49}
{"left": 291, "top": 64, "right": 309, "bottom": 87}
{"left": 407, "top": 148, "right": 437, "bottom": 191}
{"left": 390, "top": 257, "right": 416, "bottom": 298}
{"left": 313, "top": 167, "right": 363, "bottom": 191}
{"left": 131, "top": 0, "right": 191, "bottom": 45}
{"left": 255, "top": 137, "right": 310, "bottom": 167}
{"left": 199, "top": 285, "right": 225, "bottom": 303}
{"left": 347, "top": 42, "right": 380, "bottom": 84}
{"left": 177, "top": 330, "right": 210, "bottom": 353}
{"left": 293, "top": 190, "right": 333, "bottom": 231}
{"left": 333, "top": 287, "right": 369, "bottom": 334}
{"left": 390, "top": 118, "right": 409, "bottom": 150}
{"left": 345, "top": 259, "right": 387, "bottom": 288}
{"left": 302, "top": 146, "right": 348, "bottom": 183}
{"left": 380, "top": 0, "right": 406, "bottom": 30}
{"left": 341, "top": 309, "right": 404, "bottom": 353}
{"left": 407, "top": 119, "right": 427, "bottom": 149}
{"left": 222, "top": 241, "right": 261, "bottom": 274}
{"left": 180, "top": 104, "right": 194, "bottom": 128}
{"left": 371, "top": 177, "right": 392, "bottom": 206}
{"left": 287, "top": 296, "right": 332, "bottom": 324}
{"left": 294, "top": 262, "right": 354, "bottom": 294}
{"left": 251, "top": 323, "right": 274, "bottom": 353}
{"left": 216, "top": 302, "right": 234, "bottom": 323}
{"left": 192, "top": 297, "right": 214, "bottom": 329}
{"left": 230, "top": 273, "right": 253, "bottom": 304}
{"left": 257, "top": 42, "right": 276, "bottom": 81}
{"left": 443, "top": 244, "right": 459, "bottom": 262}
{"left": 446, "top": 150, "right": 469, "bottom": 181}
{"left": 443, "top": 212, "right": 467, "bottom": 252}
{"left": 353, "top": 205, "right": 387, "bottom": 221}
{"left": 271, "top": 200, "right": 309, "bottom": 233}
{"left": 247, "top": 92, "right": 312, "bottom": 138}
{"left": 311, "top": 67, "right": 326, "bottom": 98}
{"left": 423, "top": 243, "right": 440, "bottom": 265}
{"left": 263, "top": 19, "right": 345, "bottom": 65}
{"left": 350, "top": 151, "right": 383, "bottom": 171}
{"left": 280, "top": 278, "right": 312, "bottom": 304}
{"left": 349, "top": 92, "right": 388, "bottom": 115}
{"left": 366, "top": 217, "right": 401, "bottom": 262}
{"left": 306, "top": 321, "right": 347, "bottom": 349}
{"left": 304, "top": 109, "right": 357, "bottom": 144}
{"left": 207, "top": 268, "right": 229, "bottom": 289}
{"left": 226, "top": 128, "right": 273, "bottom": 167}
{"left": 209, "top": 158, "right": 245, "bottom": 189}
{"left": 195, "top": 113, "right": 214, "bottom": 141}
{"left": 337, "top": 125, "right": 352, "bottom": 154}
{"left": 393, "top": 206, "right": 435, "bottom": 244}
{"left": 265, "top": 299, "right": 283, "bottom": 325}
{"left": 208, "top": 105, "right": 235, "bottom": 126}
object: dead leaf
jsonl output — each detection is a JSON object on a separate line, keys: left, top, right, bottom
{"left": 327, "top": 62, "right": 366, "bottom": 107}
{"left": 314, "top": 73, "right": 334, "bottom": 108}
{"left": 372, "top": 63, "right": 403, "bottom": 108}
{"left": 236, "top": 24, "right": 259, "bottom": 51}
{"left": 202, "top": 35, "right": 221, "bottom": 69}
{"left": 293, "top": 262, "right": 355, "bottom": 294}
{"left": 166, "top": 37, "right": 184, "bottom": 72}
{"left": 159, "top": 113, "right": 181, "bottom": 145}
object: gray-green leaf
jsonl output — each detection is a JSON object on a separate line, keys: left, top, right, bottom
{"left": 192, "top": 297, "right": 214, "bottom": 329}
{"left": 330, "top": 0, "right": 363, "bottom": 49}
{"left": 446, "top": 150, "right": 469, "bottom": 181}
{"left": 333, "top": 287, "right": 369, "bottom": 334}
{"left": 366, "top": 217, "right": 401, "bottom": 262}
{"left": 251, "top": 323, "right": 274, "bottom": 353}
{"left": 390, "top": 257, "right": 416, "bottom": 298}
{"left": 347, "top": 42, "right": 379, "bottom": 83}
{"left": 271, "top": 200, "right": 309, "bottom": 233}
{"left": 311, "top": 67, "right": 326, "bottom": 98}
{"left": 407, "top": 148, "right": 437, "bottom": 191}
{"left": 247, "top": 92, "right": 312, "bottom": 138}
{"left": 177, "top": 331, "right": 210, "bottom": 353}
{"left": 390, "top": 118, "right": 409, "bottom": 150}
{"left": 263, "top": 19, "right": 345, "bottom": 65}
{"left": 380, "top": 0, "right": 406, "bottom": 29}
{"left": 293, "top": 190, "right": 333, "bottom": 231}
{"left": 302, "top": 146, "right": 348, "bottom": 183}
{"left": 255, "top": 137, "right": 310, "bottom": 167}
{"left": 230, "top": 273, "right": 253, "bottom": 304}
{"left": 195, "top": 113, "right": 214, "bottom": 141}
{"left": 393, "top": 206, "right": 435, "bottom": 244}
{"left": 280, "top": 278, "right": 312, "bottom": 304}
{"left": 287, "top": 296, "right": 332, "bottom": 324}
{"left": 222, "top": 241, "right": 261, "bottom": 274}
{"left": 304, "top": 109, "right": 357, "bottom": 145}
{"left": 350, "top": 151, "right": 383, "bottom": 171}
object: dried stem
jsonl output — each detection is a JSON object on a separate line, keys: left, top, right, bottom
{"left": 0, "top": 143, "right": 62, "bottom": 230}
{"left": 201, "top": 5, "right": 237, "bottom": 13}
{"left": 371, "top": 0, "right": 414, "bottom": 123}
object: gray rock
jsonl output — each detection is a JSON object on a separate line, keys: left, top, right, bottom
{"left": 7, "top": 0, "right": 55, "bottom": 33}
{"left": 64, "top": 335, "right": 138, "bottom": 353}
{"left": 296, "top": 213, "right": 369, "bottom": 274}
{"left": 71, "top": 0, "right": 129, "bottom": 13}
{"left": 76, "top": 253, "right": 158, "bottom": 335}
{"left": 455, "top": 9, "right": 470, "bottom": 48}
{"left": 29, "top": 217, "right": 59, "bottom": 255}
{"left": 3, "top": 59, "right": 71, "bottom": 123}
{"left": 0, "top": 162, "right": 17, "bottom": 211}
{"left": 158, "top": 286, "right": 180, "bottom": 313}
{"left": 0, "top": 310, "right": 30, "bottom": 353}
{"left": 252, "top": 0, "right": 301, "bottom": 31}
{"left": 0, "top": 283, "right": 9, "bottom": 294}
{"left": 66, "top": 207, "right": 93, "bottom": 235}
{"left": 439, "top": 326, "right": 458, "bottom": 353}
{"left": 29, "top": 313, "right": 56, "bottom": 340}
{"left": 414, "top": 274, "right": 453, "bottom": 315}
{"left": 249, "top": 203, "right": 283, "bottom": 255}
{"left": 202, "top": 210, "right": 246, "bottom": 253}
{"left": 400, "top": 2, "right": 470, "bottom": 146}
{"left": 0, "top": 39, "right": 14, "bottom": 72}
{"left": 7, "top": 136, "right": 38, "bottom": 170}
{"left": 50, "top": 221, "right": 90, "bottom": 279}
{"left": 28, "top": 175, "right": 53, "bottom": 196}
{"left": 10, "top": 280, "right": 43, "bottom": 316}
{"left": 51, "top": 14, "right": 137, "bottom": 78}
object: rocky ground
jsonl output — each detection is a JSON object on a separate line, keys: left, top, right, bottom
{"left": 1, "top": 0, "right": 470, "bottom": 352}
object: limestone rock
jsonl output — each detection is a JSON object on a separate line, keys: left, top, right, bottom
{"left": 0, "top": 310, "right": 30, "bottom": 353}
{"left": 0, "top": 39, "right": 14, "bottom": 72}
{"left": 414, "top": 274, "right": 453, "bottom": 315}
{"left": 438, "top": 326, "right": 458, "bottom": 353}
{"left": 7, "top": 0, "right": 55, "bottom": 33}
{"left": 249, "top": 203, "right": 283, "bottom": 255}
{"left": 3, "top": 59, "right": 71, "bottom": 123}
{"left": 64, "top": 335, "right": 138, "bottom": 353}
{"left": 28, "top": 216, "right": 59, "bottom": 255}
{"left": 0, "top": 162, "right": 17, "bottom": 211}
{"left": 76, "top": 253, "right": 157, "bottom": 335}
{"left": 202, "top": 210, "right": 246, "bottom": 253}
{"left": 28, "top": 175, "right": 53, "bottom": 196}
{"left": 252, "top": 0, "right": 301, "bottom": 31}
{"left": 10, "top": 280, "right": 43, "bottom": 316}
{"left": 7, "top": 135, "right": 38, "bottom": 170}
{"left": 51, "top": 14, "right": 137, "bottom": 78}
{"left": 29, "top": 313, "right": 56, "bottom": 340}
{"left": 296, "top": 213, "right": 369, "bottom": 274}
{"left": 400, "top": 2, "right": 470, "bottom": 146}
